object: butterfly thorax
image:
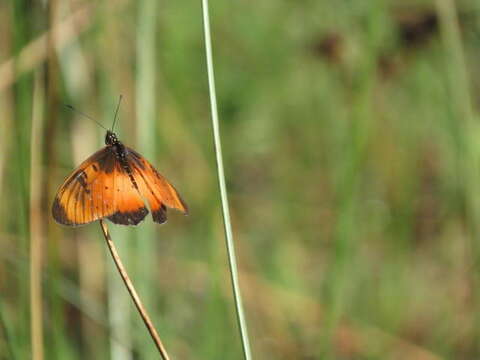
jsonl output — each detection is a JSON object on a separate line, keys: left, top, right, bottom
{"left": 105, "top": 130, "right": 119, "bottom": 146}
{"left": 105, "top": 130, "right": 127, "bottom": 160}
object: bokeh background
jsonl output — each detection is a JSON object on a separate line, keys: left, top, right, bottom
{"left": 2, "top": 0, "right": 480, "bottom": 359}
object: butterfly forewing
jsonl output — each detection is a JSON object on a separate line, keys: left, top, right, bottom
{"left": 52, "top": 147, "right": 117, "bottom": 226}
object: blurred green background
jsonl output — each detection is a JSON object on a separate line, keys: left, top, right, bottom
{"left": 2, "top": 0, "right": 480, "bottom": 359}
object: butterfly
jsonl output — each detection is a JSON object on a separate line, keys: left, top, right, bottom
{"left": 52, "top": 129, "right": 188, "bottom": 226}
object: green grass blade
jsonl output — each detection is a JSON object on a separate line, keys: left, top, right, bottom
{"left": 200, "top": 1, "right": 253, "bottom": 359}
{"left": 136, "top": 0, "right": 160, "bottom": 358}
{"left": 436, "top": 0, "right": 480, "bottom": 351}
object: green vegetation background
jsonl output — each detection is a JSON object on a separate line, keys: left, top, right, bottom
{"left": 1, "top": 0, "right": 480, "bottom": 359}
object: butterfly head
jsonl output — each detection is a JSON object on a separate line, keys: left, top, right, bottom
{"left": 105, "top": 130, "right": 119, "bottom": 146}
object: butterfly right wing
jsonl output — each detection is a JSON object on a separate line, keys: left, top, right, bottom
{"left": 126, "top": 147, "right": 188, "bottom": 224}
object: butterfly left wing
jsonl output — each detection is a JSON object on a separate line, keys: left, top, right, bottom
{"left": 52, "top": 147, "right": 118, "bottom": 226}
{"left": 125, "top": 147, "right": 188, "bottom": 224}
{"left": 52, "top": 147, "right": 149, "bottom": 226}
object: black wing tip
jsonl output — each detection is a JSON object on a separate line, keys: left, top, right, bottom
{"left": 108, "top": 207, "right": 149, "bottom": 226}
{"left": 52, "top": 197, "right": 97, "bottom": 227}
{"left": 181, "top": 201, "right": 189, "bottom": 215}
{"left": 52, "top": 197, "right": 74, "bottom": 226}
{"left": 152, "top": 204, "right": 168, "bottom": 224}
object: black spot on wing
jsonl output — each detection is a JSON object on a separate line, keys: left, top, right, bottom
{"left": 126, "top": 148, "right": 146, "bottom": 169}
{"left": 76, "top": 170, "right": 90, "bottom": 194}
{"left": 98, "top": 146, "right": 118, "bottom": 174}
{"left": 152, "top": 204, "right": 168, "bottom": 224}
{"left": 127, "top": 161, "right": 163, "bottom": 206}
{"left": 118, "top": 157, "right": 139, "bottom": 190}
{"left": 108, "top": 207, "right": 149, "bottom": 226}
{"left": 78, "top": 187, "right": 86, "bottom": 224}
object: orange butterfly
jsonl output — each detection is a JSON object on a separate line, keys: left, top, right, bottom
{"left": 52, "top": 129, "right": 188, "bottom": 226}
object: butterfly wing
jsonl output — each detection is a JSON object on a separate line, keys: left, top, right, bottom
{"left": 126, "top": 147, "right": 188, "bottom": 224}
{"left": 52, "top": 147, "right": 149, "bottom": 226}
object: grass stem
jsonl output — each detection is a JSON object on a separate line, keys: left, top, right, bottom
{"left": 30, "top": 70, "right": 45, "bottom": 360}
{"left": 99, "top": 220, "right": 170, "bottom": 360}
{"left": 435, "top": 0, "right": 480, "bottom": 349}
{"left": 200, "top": 1, "right": 253, "bottom": 359}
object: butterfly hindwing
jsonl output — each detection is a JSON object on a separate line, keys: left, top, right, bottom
{"left": 126, "top": 147, "right": 188, "bottom": 224}
{"left": 107, "top": 161, "right": 149, "bottom": 225}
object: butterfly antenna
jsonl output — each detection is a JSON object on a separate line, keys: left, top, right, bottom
{"left": 111, "top": 95, "right": 123, "bottom": 132}
{"left": 64, "top": 104, "right": 108, "bottom": 131}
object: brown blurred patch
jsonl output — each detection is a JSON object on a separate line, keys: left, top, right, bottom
{"left": 309, "top": 10, "right": 442, "bottom": 79}
{"left": 377, "top": 53, "right": 401, "bottom": 79}
{"left": 413, "top": 145, "right": 442, "bottom": 245}
{"left": 379, "top": 9, "right": 440, "bottom": 80}
{"left": 310, "top": 32, "right": 344, "bottom": 65}
{"left": 399, "top": 314, "right": 431, "bottom": 348}
{"left": 396, "top": 10, "right": 439, "bottom": 49}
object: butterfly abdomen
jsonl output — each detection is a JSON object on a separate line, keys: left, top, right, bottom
{"left": 111, "top": 143, "right": 140, "bottom": 191}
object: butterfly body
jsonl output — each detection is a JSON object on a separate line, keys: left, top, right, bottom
{"left": 52, "top": 130, "right": 187, "bottom": 227}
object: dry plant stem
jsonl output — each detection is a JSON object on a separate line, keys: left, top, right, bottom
{"left": 30, "top": 71, "right": 45, "bottom": 360}
{"left": 200, "top": 1, "right": 253, "bottom": 359}
{"left": 99, "top": 220, "right": 170, "bottom": 360}
{"left": 0, "top": 4, "right": 93, "bottom": 92}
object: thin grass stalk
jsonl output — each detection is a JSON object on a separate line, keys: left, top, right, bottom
{"left": 0, "top": 299, "right": 16, "bottom": 360}
{"left": 99, "top": 220, "right": 170, "bottom": 360}
{"left": 29, "top": 70, "right": 45, "bottom": 360}
{"left": 95, "top": 9, "right": 134, "bottom": 355}
{"left": 11, "top": 3, "right": 32, "bottom": 355}
{"left": 0, "top": 4, "right": 92, "bottom": 93}
{"left": 106, "top": 226, "right": 132, "bottom": 360}
{"left": 0, "top": 298, "right": 19, "bottom": 360}
{"left": 102, "top": 106, "right": 132, "bottom": 359}
{"left": 319, "top": 7, "right": 381, "bottom": 357}
{"left": 200, "top": 1, "right": 253, "bottom": 359}
{"left": 136, "top": 0, "right": 157, "bottom": 356}
{"left": 44, "top": 3, "right": 78, "bottom": 358}
{"left": 435, "top": 0, "right": 480, "bottom": 348}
